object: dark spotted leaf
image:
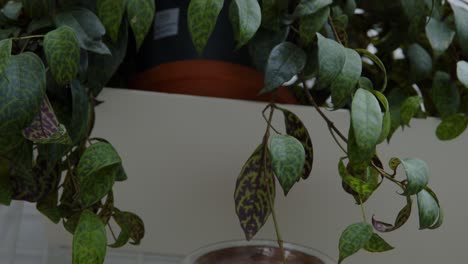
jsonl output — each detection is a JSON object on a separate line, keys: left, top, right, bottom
{"left": 113, "top": 210, "right": 145, "bottom": 245}
{"left": 431, "top": 71, "right": 460, "bottom": 118}
{"left": 299, "top": 7, "right": 329, "bottom": 45}
{"left": 72, "top": 210, "right": 107, "bottom": 264}
{"left": 127, "top": 0, "right": 155, "bottom": 50}
{"left": 406, "top": 43, "right": 432, "bottom": 83}
{"left": 0, "top": 158, "right": 12, "bottom": 205}
{"left": 316, "top": 33, "right": 345, "bottom": 90}
{"left": 417, "top": 189, "right": 440, "bottom": 229}
{"left": 457, "top": 61, "right": 468, "bottom": 88}
{"left": 364, "top": 233, "right": 394, "bottom": 252}
{"left": 229, "top": 0, "right": 261, "bottom": 49}
{"left": 22, "top": 0, "right": 53, "bottom": 19}
{"left": 450, "top": 1, "right": 468, "bottom": 56}
{"left": 262, "top": 42, "right": 306, "bottom": 93}
{"left": 76, "top": 142, "right": 122, "bottom": 207}
{"left": 400, "top": 96, "right": 422, "bottom": 126}
{"left": 338, "top": 159, "right": 375, "bottom": 197}
{"left": 399, "top": 158, "right": 429, "bottom": 195}
{"left": 338, "top": 222, "right": 373, "bottom": 264}
{"left": 0, "top": 38, "right": 12, "bottom": 76}
{"left": 187, "top": 0, "right": 224, "bottom": 55}
{"left": 37, "top": 187, "right": 61, "bottom": 224}
{"left": 279, "top": 107, "right": 313, "bottom": 180}
{"left": 44, "top": 26, "right": 80, "bottom": 85}
{"left": 269, "top": 135, "right": 305, "bottom": 195}
{"left": 436, "top": 114, "right": 467, "bottom": 140}
{"left": 293, "top": 0, "right": 332, "bottom": 17}
{"left": 372, "top": 196, "right": 412, "bottom": 232}
{"left": 351, "top": 88, "right": 383, "bottom": 151}
{"left": 234, "top": 144, "right": 275, "bottom": 240}
{"left": 355, "top": 49, "right": 387, "bottom": 92}
{"left": 97, "top": 0, "right": 125, "bottom": 43}
{"left": 330, "top": 47, "right": 362, "bottom": 108}
{"left": 388, "top": 157, "right": 401, "bottom": 171}
{"left": 425, "top": 17, "right": 455, "bottom": 57}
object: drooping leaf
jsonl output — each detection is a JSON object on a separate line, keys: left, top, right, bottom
{"left": 299, "top": 7, "right": 329, "bottom": 45}
{"left": 429, "top": 205, "right": 444, "bottom": 230}
{"left": 330, "top": 48, "right": 362, "bottom": 108}
{"left": 338, "top": 222, "right": 373, "bottom": 264}
{"left": 338, "top": 159, "right": 375, "bottom": 197}
{"left": 229, "top": 0, "right": 261, "bottom": 48}
{"left": 22, "top": 0, "right": 53, "bottom": 19}
{"left": 406, "top": 43, "right": 432, "bottom": 83}
{"left": 431, "top": 71, "right": 460, "bottom": 118}
{"left": 372, "top": 196, "right": 412, "bottom": 232}
{"left": 400, "top": 158, "right": 429, "bottom": 195}
{"left": 425, "top": 17, "right": 455, "bottom": 57}
{"left": 293, "top": 0, "right": 332, "bottom": 17}
{"left": 0, "top": 158, "right": 12, "bottom": 205}
{"left": 457, "top": 61, "right": 468, "bottom": 88}
{"left": 187, "top": 0, "right": 224, "bottom": 55}
{"left": 113, "top": 210, "right": 145, "bottom": 245}
{"left": 279, "top": 107, "right": 314, "bottom": 180}
{"left": 371, "top": 90, "right": 391, "bottom": 143}
{"left": 72, "top": 210, "right": 107, "bottom": 264}
{"left": 96, "top": 0, "right": 126, "bottom": 43}
{"left": 261, "top": 0, "right": 287, "bottom": 30}
{"left": 76, "top": 142, "right": 122, "bottom": 207}
{"left": 436, "top": 114, "right": 467, "bottom": 140}
{"left": 400, "top": 96, "right": 422, "bottom": 126}
{"left": 126, "top": 0, "right": 155, "bottom": 50}
{"left": 347, "top": 125, "right": 373, "bottom": 174}
{"left": 364, "top": 233, "right": 394, "bottom": 253}
{"left": 355, "top": 49, "right": 388, "bottom": 92}
{"left": 54, "top": 8, "right": 110, "bottom": 55}
{"left": 234, "top": 144, "right": 275, "bottom": 240}
{"left": 37, "top": 187, "right": 61, "bottom": 224}
{"left": 417, "top": 189, "right": 440, "bottom": 229}
{"left": 450, "top": 0, "right": 468, "bottom": 56}
{"left": 316, "top": 33, "right": 345, "bottom": 89}
{"left": 351, "top": 88, "right": 383, "bottom": 151}
{"left": 262, "top": 42, "right": 306, "bottom": 93}
{"left": 0, "top": 38, "right": 12, "bottom": 76}
{"left": 269, "top": 135, "right": 305, "bottom": 195}
{"left": 248, "top": 27, "right": 288, "bottom": 72}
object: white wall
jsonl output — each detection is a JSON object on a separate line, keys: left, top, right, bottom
{"left": 46, "top": 88, "right": 468, "bottom": 263}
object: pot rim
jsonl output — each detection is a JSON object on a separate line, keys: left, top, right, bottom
{"left": 181, "top": 239, "right": 337, "bottom": 264}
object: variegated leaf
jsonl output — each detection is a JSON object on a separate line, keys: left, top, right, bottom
{"left": 72, "top": 210, "right": 107, "bottom": 264}
{"left": 364, "top": 233, "right": 394, "bottom": 252}
{"left": 188, "top": 0, "right": 224, "bottom": 55}
{"left": 113, "top": 209, "right": 145, "bottom": 245}
{"left": 400, "top": 158, "right": 429, "bottom": 195}
{"left": 338, "top": 222, "right": 373, "bottom": 264}
{"left": 97, "top": 0, "right": 126, "bottom": 42}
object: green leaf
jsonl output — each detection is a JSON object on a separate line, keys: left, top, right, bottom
{"left": 400, "top": 158, "right": 429, "bottom": 195}
{"left": 347, "top": 125, "right": 373, "bottom": 174}
{"left": 372, "top": 196, "right": 412, "bottom": 232}
{"left": 76, "top": 142, "right": 122, "bottom": 207}
{"left": 338, "top": 159, "right": 376, "bottom": 197}
{"left": 262, "top": 42, "right": 306, "bottom": 93}
{"left": 1, "top": 1, "right": 22, "bottom": 20}
{"left": 22, "top": 0, "right": 53, "bottom": 19}
{"left": 316, "top": 33, "right": 345, "bottom": 89}
{"left": 64, "top": 213, "right": 81, "bottom": 234}
{"left": 261, "top": 0, "right": 287, "bottom": 30}
{"left": 371, "top": 90, "right": 391, "bottom": 144}
{"left": 0, "top": 158, "right": 12, "bottom": 205}
{"left": 400, "top": 96, "right": 422, "bottom": 126}
{"left": 388, "top": 157, "right": 401, "bottom": 171}
{"left": 417, "top": 189, "right": 440, "bottom": 229}
{"left": 269, "top": 135, "right": 306, "bottom": 195}
{"left": 359, "top": 77, "right": 374, "bottom": 91}
{"left": 280, "top": 108, "right": 314, "bottom": 180}
{"left": 351, "top": 88, "right": 383, "bottom": 151}
{"left": 364, "top": 233, "right": 394, "bottom": 252}
{"left": 330, "top": 48, "right": 362, "bottom": 108}
{"left": 457, "top": 61, "right": 468, "bottom": 88}
{"left": 126, "top": 0, "right": 155, "bottom": 50}
{"left": 355, "top": 49, "right": 387, "bottom": 92}
{"left": 44, "top": 26, "right": 80, "bottom": 85}
{"left": 425, "top": 18, "right": 455, "bottom": 57}
{"left": 406, "top": 43, "right": 432, "bottom": 83}
{"left": 72, "top": 210, "right": 107, "bottom": 264}
{"left": 436, "top": 114, "right": 467, "bottom": 140}
{"left": 96, "top": 0, "right": 126, "bottom": 42}
{"left": 431, "top": 71, "right": 460, "bottom": 118}
{"left": 294, "top": 0, "right": 332, "bottom": 17}
{"left": 37, "top": 187, "right": 61, "bottom": 224}
{"left": 248, "top": 27, "right": 288, "bottom": 72}
{"left": 450, "top": 1, "right": 468, "bottom": 56}
{"left": 0, "top": 38, "right": 11, "bottom": 76}
{"left": 299, "top": 7, "right": 329, "bottom": 45}
{"left": 0, "top": 52, "right": 46, "bottom": 134}
{"left": 338, "top": 222, "right": 373, "bottom": 264}
{"left": 54, "top": 8, "right": 110, "bottom": 55}
{"left": 429, "top": 204, "right": 443, "bottom": 230}
{"left": 400, "top": 0, "right": 425, "bottom": 38}
{"left": 113, "top": 210, "right": 145, "bottom": 245}
{"left": 187, "top": 0, "right": 224, "bottom": 55}
{"left": 229, "top": 0, "right": 261, "bottom": 48}
{"left": 234, "top": 144, "right": 275, "bottom": 240}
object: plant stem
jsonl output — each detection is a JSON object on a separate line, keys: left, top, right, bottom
{"left": 108, "top": 223, "right": 118, "bottom": 241}
{"left": 328, "top": 125, "right": 348, "bottom": 154}
{"left": 370, "top": 161, "right": 405, "bottom": 190}
{"left": 263, "top": 104, "right": 287, "bottom": 264}
{"left": 359, "top": 196, "right": 368, "bottom": 223}
{"left": 12, "top": 34, "right": 45, "bottom": 41}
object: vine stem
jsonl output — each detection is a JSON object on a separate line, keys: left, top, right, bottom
{"left": 262, "top": 103, "right": 287, "bottom": 264}
{"left": 371, "top": 161, "right": 405, "bottom": 190}
{"left": 12, "top": 34, "right": 45, "bottom": 41}
{"left": 359, "top": 196, "right": 368, "bottom": 224}
{"left": 108, "top": 223, "right": 118, "bottom": 242}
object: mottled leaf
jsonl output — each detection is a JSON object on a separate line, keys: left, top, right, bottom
{"left": 72, "top": 210, "right": 107, "bottom": 264}
{"left": 347, "top": 125, "right": 373, "bottom": 174}
{"left": 417, "top": 189, "right": 440, "bottom": 229}
{"left": 450, "top": 0, "right": 468, "bottom": 56}
{"left": 351, "top": 88, "right": 383, "bottom": 151}
{"left": 431, "top": 71, "right": 460, "bottom": 118}
{"left": 338, "top": 222, "right": 373, "bottom": 264}
{"left": 97, "top": 0, "right": 125, "bottom": 43}
{"left": 0, "top": 38, "right": 12, "bottom": 76}
{"left": 406, "top": 43, "right": 432, "bottom": 83}
{"left": 338, "top": 159, "right": 375, "bottom": 197}
{"left": 187, "top": 0, "right": 223, "bottom": 55}
{"left": 234, "top": 144, "right": 275, "bottom": 240}
{"left": 316, "top": 33, "right": 345, "bottom": 89}
{"left": 400, "top": 96, "right": 422, "bottom": 126}
{"left": 279, "top": 107, "right": 313, "bottom": 180}
{"left": 269, "top": 135, "right": 305, "bottom": 195}
{"left": 330, "top": 48, "right": 362, "bottom": 108}
{"left": 294, "top": 0, "right": 332, "bottom": 17}
{"left": 364, "top": 233, "right": 394, "bottom": 252}
{"left": 400, "top": 158, "right": 429, "bottom": 195}
{"left": 248, "top": 27, "right": 288, "bottom": 72}
{"left": 262, "top": 42, "right": 306, "bottom": 93}
{"left": 372, "top": 196, "right": 412, "bottom": 232}
{"left": 229, "top": 0, "right": 261, "bottom": 48}
{"left": 44, "top": 26, "right": 80, "bottom": 85}
{"left": 425, "top": 18, "right": 455, "bottom": 57}
{"left": 436, "top": 114, "right": 467, "bottom": 140}
{"left": 37, "top": 187, "right": 61, "bottom": 224}
{"left": 299, "top": 7, "right": 329, "bottom": 45}
{"left": 113, "top": 210, "right": 145, "bottom": 245}
{"left": 355, "top": 49, "right": 387, "bottom": 92}
{"left": 127, "top": 0, "right": 155, "bottom": 49}
{"left": 457, "top": 61, "right": 468, "bottom": 88}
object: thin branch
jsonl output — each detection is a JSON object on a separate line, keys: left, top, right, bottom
{"left": 371, "top": 160, "right": 405, "bottom": 189}
{"left": 328, "top": 125, "right": 348, "bottom": 154}
{"left": 359, "top": 195, "right": 368, "bottom": 223}
{"left": 108, "top": 223, "right": 118, "bottom": 242}
{"left": 328, "top": 14, "right": 343, "bottom": 45}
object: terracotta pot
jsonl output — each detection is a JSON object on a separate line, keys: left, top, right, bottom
{"left": 182, "top": 240, "right": 336, "bottom": 264}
